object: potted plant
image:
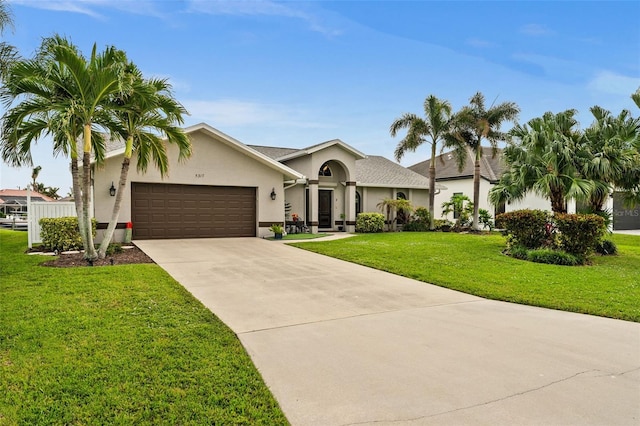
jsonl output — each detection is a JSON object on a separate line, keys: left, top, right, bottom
{"left": 269, "top": 223, "right": 284, "bottom": 240}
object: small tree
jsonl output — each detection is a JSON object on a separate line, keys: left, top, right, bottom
{"left": 377, "top": 198, "right": 413, "bottom": 231}
{"left": 441, "top": 194, "right": 473, "bottom": 230}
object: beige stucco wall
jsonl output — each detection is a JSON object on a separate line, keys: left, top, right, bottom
{"left": 283, "top": 145, "right": 357, "bottom": 182}
{"left": 357, "top": 186, "right": 429, "bottom": 216}
{"left": 434, "top": 178, "right": 494, "bottom": 220}
{"left": 93, "top": 129, "right": 288, "bottom": 241}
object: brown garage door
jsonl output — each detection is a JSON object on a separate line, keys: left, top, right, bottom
{"left": 131, "top": 183, "right": 256, "bottom": 239}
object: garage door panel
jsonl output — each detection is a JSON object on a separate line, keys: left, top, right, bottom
{"left": 131, "top": 183, "right": 256, "bottom": 239}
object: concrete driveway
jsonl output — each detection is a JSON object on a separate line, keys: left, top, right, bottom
{"left": 135, "top": 238, "right": 640, "bottom": 426}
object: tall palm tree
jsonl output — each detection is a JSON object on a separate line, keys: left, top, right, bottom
{"left": 446, "top": 92, "right": 519, "bottom": 230}
{"left": 390, "top": 95, "right": 452, "bottom": 230}
{"left": 30, "top": 165, "right": 41, "bottom": 189}
{"left": 1, "top": 35, "right": 129, "bottom": 260}
{"left": 97, "top": 66, "right": 191, "bottom": 258}
{"left": 489, "top": 110, "right": 592, "bottom": 213}
{"left": 0, "top": 0, "right": 18, "bottom": 80}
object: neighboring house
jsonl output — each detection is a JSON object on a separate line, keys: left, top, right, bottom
{"left": 92, "top": 123, "right": 442, "bottom": 241}
{"left": 409, "top": 147, "right": 549, "bottom": 221}
{"left": 0, "top": 189, "right": 54, "bottom": 216}
{"left": 409, "top": 147, "right": 639, "bottom": 230}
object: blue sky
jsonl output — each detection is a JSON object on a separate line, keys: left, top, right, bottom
{"left": 1, "top": 0, "right": 639, "bottom": 194}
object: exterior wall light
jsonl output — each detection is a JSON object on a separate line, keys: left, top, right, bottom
{"left": 270, "top": 188, "right": 277, "bottom": 200}
{"left": 109, "top": 182, "right": 116, "bottom": 197}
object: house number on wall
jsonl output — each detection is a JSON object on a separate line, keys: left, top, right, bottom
{"left": 195, "top": 173, "right": 205, "bottom": 178}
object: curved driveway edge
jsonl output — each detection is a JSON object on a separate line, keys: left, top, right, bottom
{"left": 136, "top": 237, "right": 640, "bottom": 426}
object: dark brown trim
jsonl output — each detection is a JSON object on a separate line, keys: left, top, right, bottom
{"left": 346, "top": 221, "right": 357, "bottom": 226}
{"left": 309, "top": 221, "right": 319, "bottom": 226}
{"left": 96, "top": 222, "right": 128, "bottom": 230}
{"left": 346, "top": 181, "right": 357, "bottom": 186}
{"left": 259, "top": 221, "right": 283, "bottom": 227}
{"left": 308, "top": 179, "right": 319, "bottom": 185}
{"left": 334, "top": 220, "right": 344, "bottom": 225}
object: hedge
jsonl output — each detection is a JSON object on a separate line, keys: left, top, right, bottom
{"left": 495, "top": 209, "right": 550, "bottom": 249}
{"left": 554, "top": 213, "right": 605, "bottom": 256}
{"left": 39, "top": 217, "right": 96, "bottom": 252}
{"left": 356, "top": 212, "right": 385, "bottom": 233}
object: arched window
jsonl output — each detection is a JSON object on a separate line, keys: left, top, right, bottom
{"left": 319, "top": 162, "right": 332, "bottom": 177}
{"left": 356, "top": 191, "right": 362, "bottom": 214}
{"left": 397, "top": 192, "right": 407, "bottom": 200}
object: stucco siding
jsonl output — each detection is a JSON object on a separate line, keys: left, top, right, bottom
{"left": 94, "top": 130, "right": 287, "bottom": 241}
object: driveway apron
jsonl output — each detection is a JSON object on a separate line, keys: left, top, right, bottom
{"left": 135, "top": 238, "right": 640, "bottom": 426}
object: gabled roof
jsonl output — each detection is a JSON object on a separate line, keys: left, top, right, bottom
{"left": 356, "top": 156, "right": 446, "bottom": 189}
{"left": 273, "top": 139, "right": 367, "bottom": 161}
{"left": 409, "top": 147, "right": 505, "bottom": 183}
{"left": 248, "top": 145, "right": 300, "bottom": 159}
{"left": 101, "top": 123, "right": 305, "bottom": 181}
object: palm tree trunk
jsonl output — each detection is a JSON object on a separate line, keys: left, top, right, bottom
{"left": 472, "top": 156, "right": 481, "bottom": 231}
{"left": 82, "top": 124, "right": 97, "bottom": 260}
{"left": 98, "top": 156, "right": 130, "bottom": 258}
{"left": 550, "top": 190, "right": 567, "bottom": 214}
{"left": 70, "top": 158, "right": 89, "bottom": 252}
{"left": 429, "top": 143, "right": 436, "bottom": 230}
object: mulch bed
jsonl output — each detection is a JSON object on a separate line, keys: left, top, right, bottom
{"left": 30, "top": 244, "right": 155, "bottom": 268}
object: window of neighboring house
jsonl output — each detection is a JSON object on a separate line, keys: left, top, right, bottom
{"left": 453, "top": 192, "right": 462, "bottom": 219}
{"left": 495, "top": 202, "right": 506, "bottom": 217}
{"left": 319, "top": 162, "right": 332, "bottom": 177}
{"left": 356, "top": 191, "right": 362, "bottom": 214}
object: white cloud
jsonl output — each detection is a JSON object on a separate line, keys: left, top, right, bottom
{"left": 466, "top": 38, "right": 496, "bottom": 49}
{"left": 11, "top": 0, "right": 166, "bottom": 19}
{"left": 182, "top": 99, "right": 325, "bottom": 129}
{"left": 185, "top": 0, "right": 342, "bottom": 37}
{"left": 587, "top": 71, "right": 640, "bottom": 96}
{"left": 520, "top": 23, "right": 554, "bottom": 37}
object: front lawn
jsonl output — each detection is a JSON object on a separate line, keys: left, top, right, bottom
{"left": 0, "top": 230, "right": 288, "bottom": 425}
{"left": 291, "top": 232, "right": 640, "bottom": 322}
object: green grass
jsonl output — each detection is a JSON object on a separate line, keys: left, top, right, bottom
{"left": 291, "top": 232, "right": 640, "bottom": 322}
{"left": 267, "top": 232, "right": 330, "bottom": 240}
{"left": 0, "top": 230, "right": 288, "bottom": 425}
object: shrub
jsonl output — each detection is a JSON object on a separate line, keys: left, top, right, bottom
{"left": 402, "top": 221, "right": 429, "bottom": 232}
{"left": 403, "top": 207, "right": 430, "bottom": 232}
{"left": 356, "top": 212, "right": 385, "bottom": 233}
{"left": 507, "top": 244, "right": 529, "bottom": 260}
{"left": 431, "top": 219, "right": 451, "bottom": 231}
{"left": 554, "top": 213, "right": 605, "bottom": 256}
{"left": 478, "top": 209, "right": 494, "bottom": 231}
{"left": 39, "top": 217, "right": 96, "bottom": 252}
{"left": 526, "top": 248, "right": 581, "bottom": 266}
{"left": 595, "top": 239, "right": 618, "bottom": 256}
{"left": 105, "top": 243, "right": 124, "bottom": 256}
{"left": 496, "top": 210, "right": 550, "bottom": 249}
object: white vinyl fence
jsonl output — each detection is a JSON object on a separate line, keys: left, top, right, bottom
{"left": 28, "top": 199, "right": 77, "bottom": 248}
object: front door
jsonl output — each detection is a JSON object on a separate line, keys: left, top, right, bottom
{"left": 319, "top": 190, "right": 332, "bottom": 228}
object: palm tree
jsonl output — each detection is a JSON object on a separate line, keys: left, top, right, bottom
{"left": 489, "top": 110, "right": 592, "bottom": 213}
{"left": 1, "top": 35, "right": 129, "bottom": 260}
{"left": 446, "top": 92, "right": 519, "bottom": 230}
{"left": 0, "top": 0, "right": 18, "bottom": 80}
{"left": 390, "top": 95, "right": 452, "bottom": 230}
{"left": 97, "top": 66, "right": 191, "bottom": 258}
{"left": 30, "top": 165, "right": 41, "bottom": 189}
{"left": 581, "top": 106, "right": 639, "bottom": 212}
